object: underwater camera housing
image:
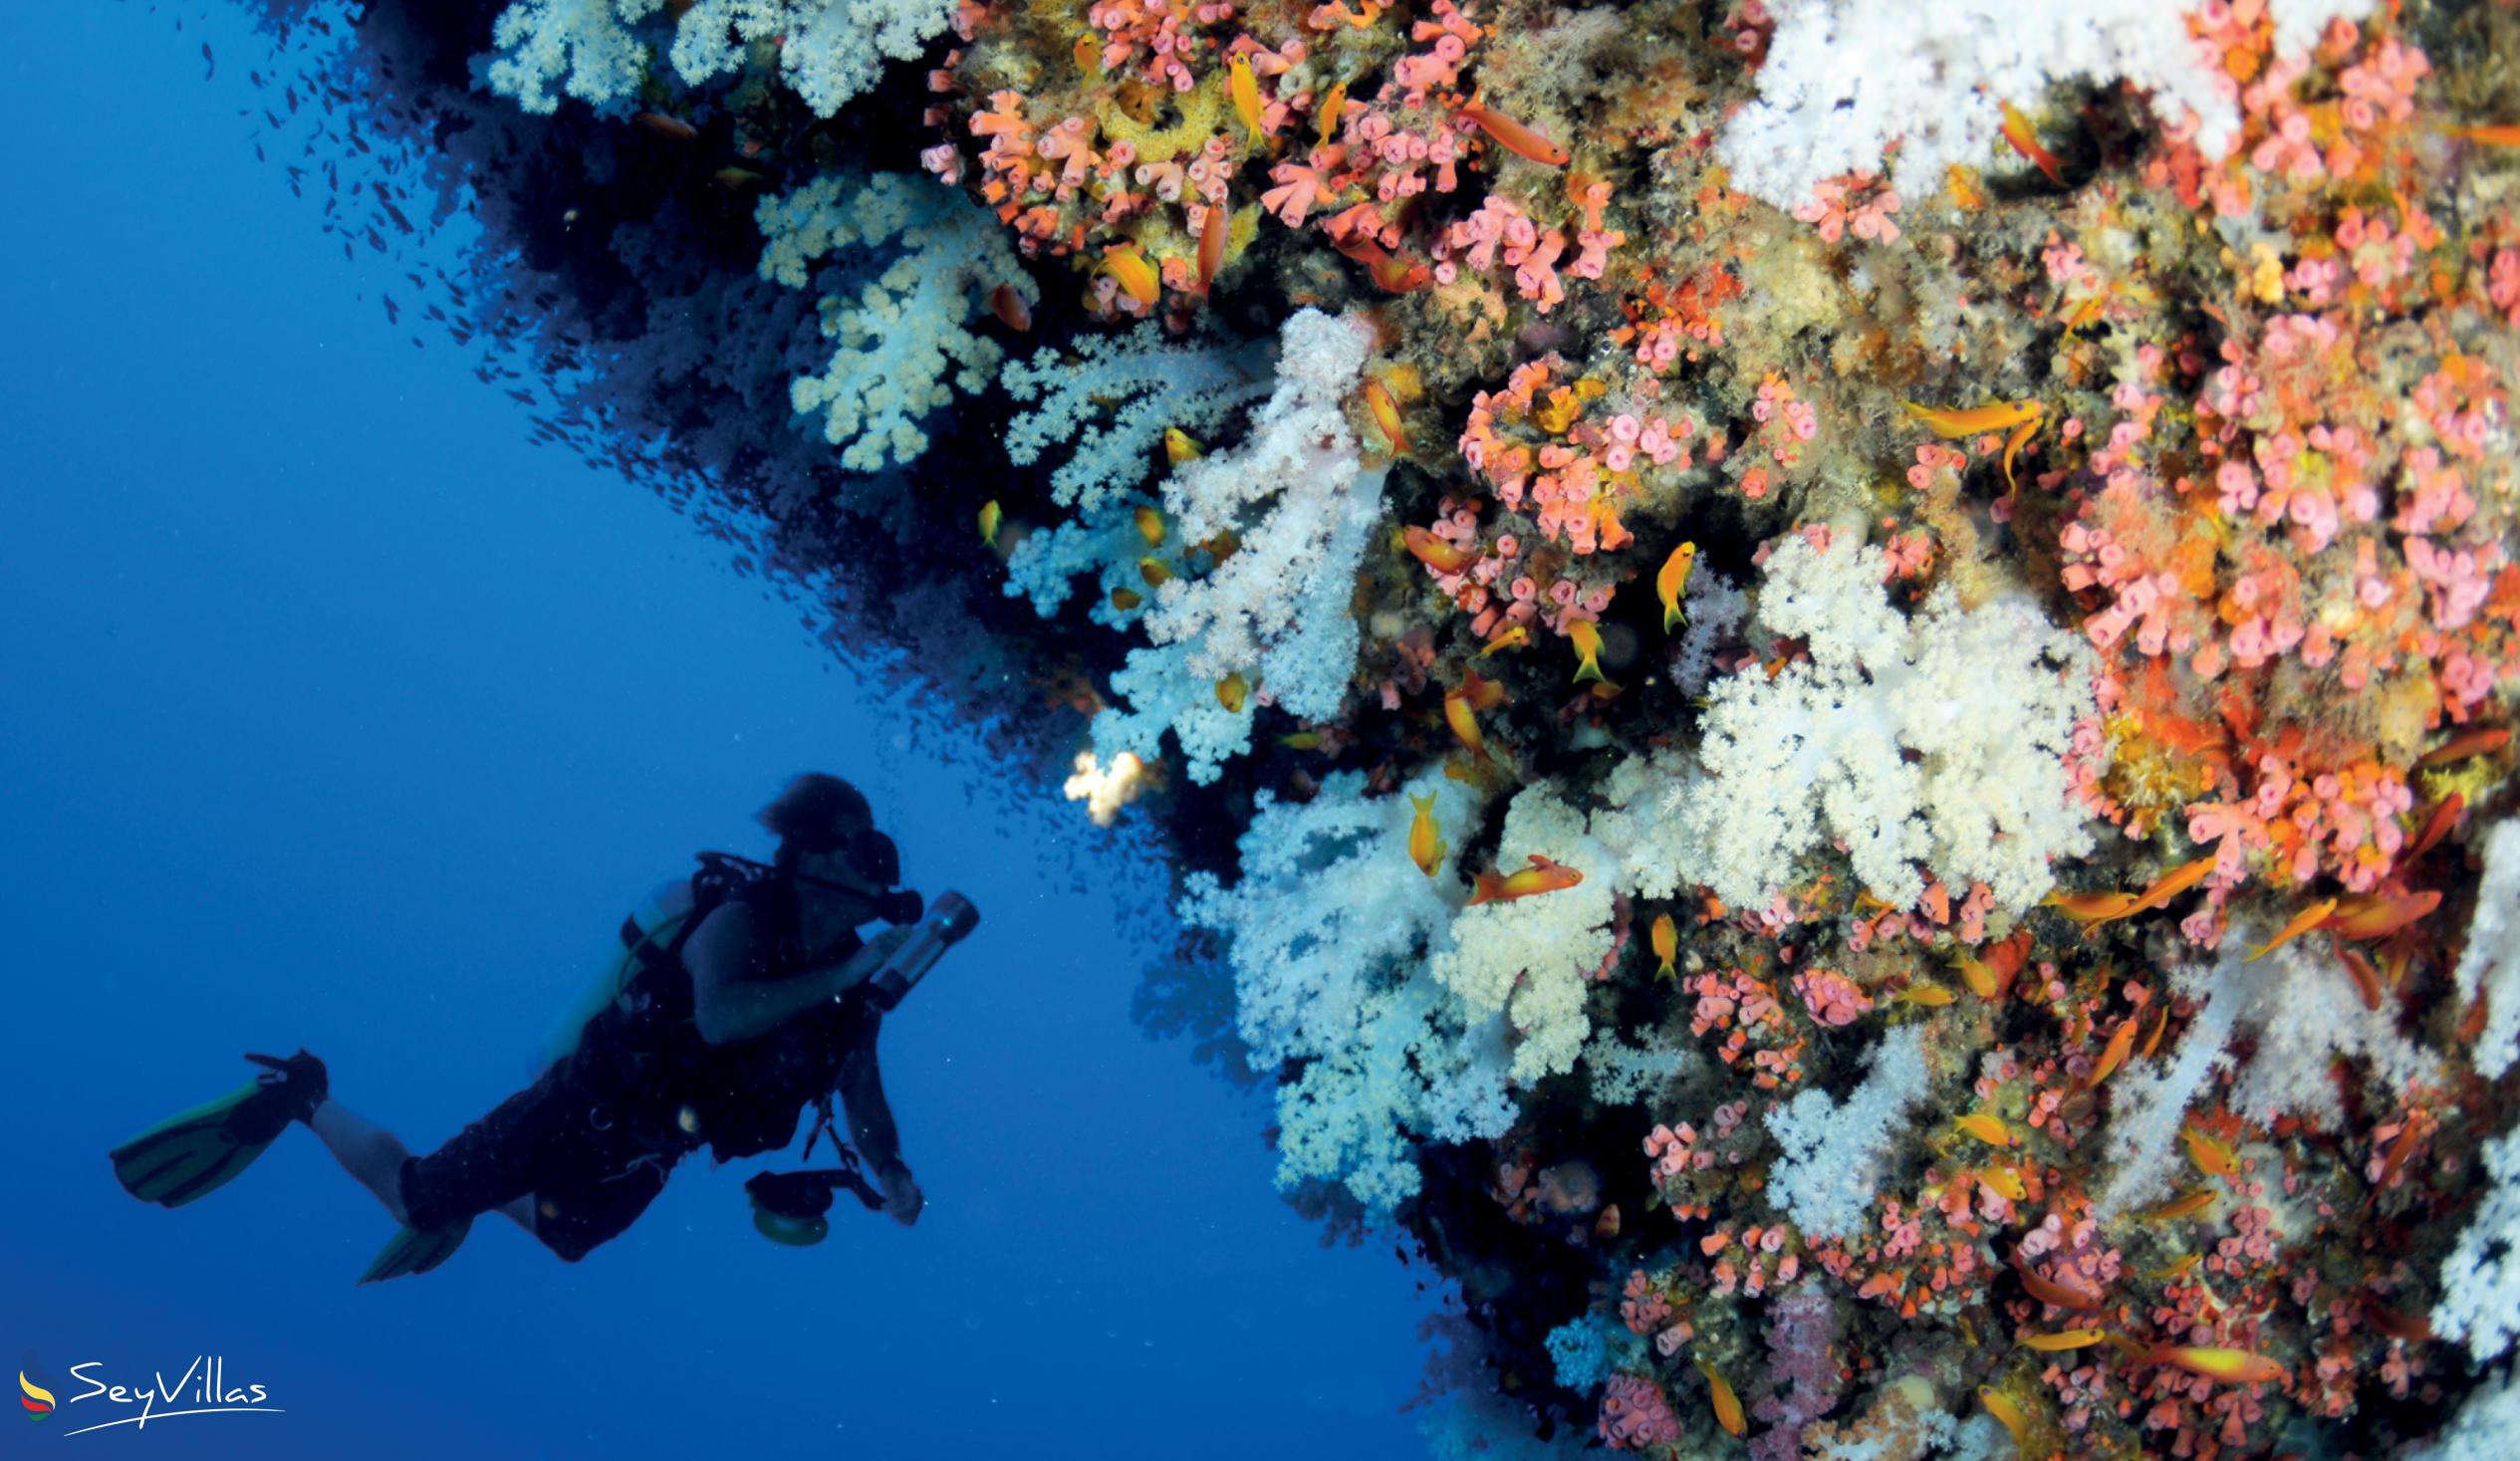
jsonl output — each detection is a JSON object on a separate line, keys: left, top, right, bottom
{"left": 858, "top": 889, "right": 980, "bottom": 1013}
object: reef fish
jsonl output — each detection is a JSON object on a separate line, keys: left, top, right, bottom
{"left": 2135, "top": 1346, "right": 2286, "bottom": 1386}
{"left": 1656, "top": 542, "right": 1697, "bottom": 632}
{"left": 977, "top": 500, "right": 1002, "bottom": 545}
{"left": 1569, "top": 620, "right": 1607, "bottom": 685}
{"left": 1650, "top": 913, "right": 1676, "bottom": 980}
{"left": 1409, "top": 793, "right": 1447, "bottom": 878}
{"left": 1696, "top": 1360, "right": 1746, "bottom": 1437}
{"left": 1468, "top": 853, "right": 1583, "bottom": 906}
{"left": 1104, "top": 246, "right": 1159, "bottom": 306}
{"left": 1999, "top": 100, "right": 2067, "bottom": 183}
{"left": 1400, "top": 524, "right": 1471, "bottom": 572}
{"left": 1903, "top": 397, "right": 2044, "bottom": 439}
{"left": 1228, "top": 56, "right": 1265, "bottom": 139}
{"left": 1459, "top": 97, "right": 1569, "bottom": 167}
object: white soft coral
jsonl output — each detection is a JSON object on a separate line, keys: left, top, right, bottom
{"left": 1718, "top": 0, "right": 2374, "bottom": 209}
{"left": 1429, "top": 783, "right": 1617, "bottom": 1082}
{"left": 1674, "top": 531, "right": 2095, "bottom": 915}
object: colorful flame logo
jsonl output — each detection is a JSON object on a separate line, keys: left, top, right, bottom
{"left": 20, "top": 1370, "right": 56, "bottom": 1418}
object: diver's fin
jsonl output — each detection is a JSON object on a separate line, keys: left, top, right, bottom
{"left": 111, "top": 1082, "right": 290, "bottom": 1208}
{"left": 110, "top": 1052, "right": 327, "bottom": 1209}
{"left": 357, "top": 1219, "right": 472, "bottom": 1285}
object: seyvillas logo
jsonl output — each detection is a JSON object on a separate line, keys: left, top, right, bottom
{"left": 50, "top": 1356, "right": 282, "bottom": 1437}
{"left": 20, "top": 1371, "right": 54, "bottom": 1418}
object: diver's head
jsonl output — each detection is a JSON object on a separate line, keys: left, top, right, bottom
{"left": 758, "top": 773, "right": 921, "bottom": 925}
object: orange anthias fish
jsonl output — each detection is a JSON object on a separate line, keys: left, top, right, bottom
{"left": 1477, "top": 623, "right": 1530, "bottom": 658}
{"left": 1408, "top": 792, "right": 1447, "bottom": 878}
{"left": 1315, "top": 80, "right": 1349, "bottom": 144}
{"left": 1569, "top": 620, "right": 1608, "bottom": 685}
{"left": 988, "top": 282, "right": 1032, "bottom": 332}
{"left": 1904, "top": 397, "right": 2044, "bottom": 440}
{"left": 1403, "top": 526, "right": 1474, "bottom": 575}
{"left": 1650, "top": 913, "right": 1677, "bottom": 980}
{"left": 1468, "top": 853, "right": 1584, "bottom": 906}
{"left": 2324, "top": 888, "right": 2442, "bottom": 941}
{"left": 1227, "top": 56, "right": 1266, "bottom": 140}
{"left": 2044, "top": 886, "right": 2141, "bottom": 927}
{"left": 2182, "top": 1124, "right": 2238, "bottom": 1178}
{"left": 1105, "top": 246, "right": 1160, "bottom": 306}
{"left": 1443, "top": 686, "right": 1488, "bottom": 762}
{"left": 2020, "top": 1328, "right": 2111, "bottom": 1352}
{"left": 1458, "top": 96, "right": 1570, "bottom": 166}
{"left": 1696, "top": 1360, "right": 1746, "bottom": 1438}
{"left": 2140, "top": 1187, "right": 2217, "bottom": 1223}
{"left": 1458, "top": 668, "right": 1509, "bottom": 711}
{"left": 1955, "top": 1112, "right": 2016, "bottom": 1148}
{"left": 1364, "top": 378, "right": 1411, "bottom": 455}
{"left": 1197, "top": 200, "right": 1227, "bottom": 295}
{"left": 2136, "top": 1346, "right": 2286, "bottom": 1387}
{"left": 2441, "top": 122, "right": 2520, "bottom": 147}
{"left": 2126, "top": 854, "right": 2216, "bottom": 917}
{"left": 2087, "top": 1014, "right": 2141, "bottom": 1090}
{"left": 2246, "top": 897, "right": 2340, "bottom": 961}
{"left": 1979, "top": 1386, "right": 2039, "bottom": 1457}
{"left": 1656, "top": 541, "right": 1697, "bottom": 632}
{"left": 1976, "top": 1163, "right": 2028, "bottom": 1201}
{"left": 2000, "top": 100, "right": 2067, "bottom": 183}
{"left": 2414, "top": 725, "right": 2510, "bottom": 767}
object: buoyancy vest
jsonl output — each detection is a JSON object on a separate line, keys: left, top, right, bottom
{"left": 566, "top": 852, "right": 878, "bottom": 1162}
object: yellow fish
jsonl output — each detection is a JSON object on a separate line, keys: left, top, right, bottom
{"left": 1138, "top": 557, "right": 1172, "bottom": 589}
{"left": 1903, "top": 398, "right": 2044, "bottom": 439}
{"left": 2019, "top": 1328, "right": 2110, "bottom": 1352}
{"left": 1476, "top": 623, "right": 1529, "bottom": 658}
{"left": 1105, "top": 246, "right": 1159, "bottom": 306}
{"left": 1408, "top": 793, "right": 1447, "bottom": 878}
{"left": 2181, "top": 1124, "right": 2237, "bottom": 1178}
{"left": 1134, "top": 505, "right": 1165, "bottom": 547}
{"left": 1569, "top": 619, "right": 1606, "bottom": 685}
{"left": 1228, "top": 56, "right": 1265, "bottom": 139}
{"left": 1164, "top": 427, "right": 1203, "bottom": 465}
{"left": 1316, "top": 80, "right": 1348, "bottom": 144}
{"left": 1468, "top": 854, "right": 1582, "bottom": 906}
{"left": 1656, "top": 542, "right": 1696, "bottom": 633}
{"left": 1975, "top": 1164, "right": 2027, "bottom": 1201}
{"left": 1697, "top": 1360, "right": 1745, "bottom": 1438}
{"left": 1650, "top": 913, "right": 1676, "bottom": 980}
{"left": 2245, "top": 897, "right": 2338, "bottom": 962}
{"left": 1215, "top": 672, "right": 1248, "bottom": 713}
{"left": 1979, "top": 1386, "right": 2037, "bottom": 1458}
{"left": 978, "top": 499, "right": 1002, "bottom": 545}
{"left": 1954, "top": 1112, "right": 2015, "bottom": 1148}
{"left": 2140, "top": 1188, "right": 2216, "bottom": 1223}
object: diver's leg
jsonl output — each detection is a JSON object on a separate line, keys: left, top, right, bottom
{"left": 497, "top": 1195, "right": 534, "bottom": 1233}
{"left": 306, "top": 1100, "right": 414, "bottom": 1226}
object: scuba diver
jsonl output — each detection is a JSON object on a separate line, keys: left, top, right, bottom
{"left": 111, "top": 774, "right": 979, "bottom": 1281}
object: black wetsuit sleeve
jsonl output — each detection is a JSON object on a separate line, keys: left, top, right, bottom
{"left": 836, "top": 1015, "right": 903, "bottom": 1175}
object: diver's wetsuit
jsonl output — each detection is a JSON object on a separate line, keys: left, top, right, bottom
{"left": 397, "top": 864, "right": 894, "bottom": 1261}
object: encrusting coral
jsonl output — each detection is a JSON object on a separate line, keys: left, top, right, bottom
{"left": 244, "top": 0, "right": 2520, "bottom": 1453}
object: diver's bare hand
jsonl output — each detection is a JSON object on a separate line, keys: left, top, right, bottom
{"left": 878, "top": 1163, "right": 923, "bottom": 1226}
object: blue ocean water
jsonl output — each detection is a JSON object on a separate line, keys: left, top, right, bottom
{"left": 0, "top": 5, "right": 1438, "bottom": 1455}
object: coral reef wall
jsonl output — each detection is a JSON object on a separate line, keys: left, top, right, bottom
{"left": 232, "top": 0, "right": 2520, "bottom": 1453}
